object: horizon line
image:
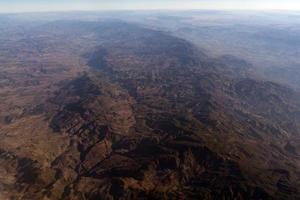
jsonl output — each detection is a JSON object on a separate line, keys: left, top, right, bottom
{"left": 1, "top": 8, "right": 300, "bottom": 15}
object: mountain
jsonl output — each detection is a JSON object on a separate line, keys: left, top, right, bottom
{"left": 0, "top": 20, "right": 300, "bottom": 200}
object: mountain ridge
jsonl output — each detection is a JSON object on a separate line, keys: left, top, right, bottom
{"left": 0, "top": 20, "right": 300, "bottom": 199}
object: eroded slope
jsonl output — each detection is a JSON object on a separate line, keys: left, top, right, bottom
{"left": 1, "top": 21, "right": 300, "bottom": 200}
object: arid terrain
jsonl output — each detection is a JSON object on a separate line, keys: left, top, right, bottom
{"left": 0, "top": 12, "right": 300, "bottom": 200}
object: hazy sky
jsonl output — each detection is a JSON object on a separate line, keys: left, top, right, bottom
{"left": 1, "top": 0, "right": 300, "bottom": 13}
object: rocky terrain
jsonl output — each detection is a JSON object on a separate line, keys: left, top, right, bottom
{"left": 0, "top": 19, "right": 300, "bottom": 200}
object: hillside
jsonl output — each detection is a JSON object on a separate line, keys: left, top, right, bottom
{"left": 0, "top": 20, "right": 300, "bottom": 200}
